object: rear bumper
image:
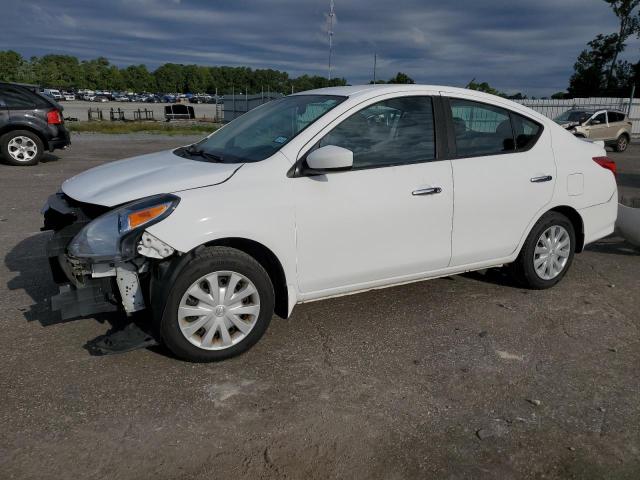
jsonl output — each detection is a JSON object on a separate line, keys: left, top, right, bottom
{"left": 580, "top": 193, "right": 618, "bottom": 247}
{"left": 48, "top": 127, "right": 71, "bottom": 152}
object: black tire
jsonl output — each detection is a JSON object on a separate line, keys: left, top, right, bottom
{"left": 508, "top": 212, "right": 576, "bottom": 289}
{"left": 0, "top": 130, "right": 44, "bottom": 166}
{"left": 159, "top": 246, "right": 275, "bottom": 362}
{"left": 615, "top": 133, "right": 629, "bottom": 152}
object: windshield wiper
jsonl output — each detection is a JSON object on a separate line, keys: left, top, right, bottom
{"left": 182, "top": 145, "right": 224, "bottom": 163}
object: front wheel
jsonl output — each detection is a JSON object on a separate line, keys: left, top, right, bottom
{"left": 615, "top": 134, "right": 629, "bottom": 152}
{"left": 159, "top": 246, "right": 275, "bottom": 362}
{"left": 508, "top": 212, "right": 575, "bottom": 289}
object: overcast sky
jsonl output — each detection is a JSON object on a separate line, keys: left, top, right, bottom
{"left": 1, "top": 0, "right": 638, "bottom": 96}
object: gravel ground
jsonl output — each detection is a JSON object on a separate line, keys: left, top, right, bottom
{"left": 0, "top": 134, "right": 639, "bottom": 479}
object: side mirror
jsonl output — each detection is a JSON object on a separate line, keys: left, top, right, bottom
{"left": 590, "top": 119, "right": 601, "bottom": 125}
{"left": 304, "top": 145, "right": 353, "bottom": 174}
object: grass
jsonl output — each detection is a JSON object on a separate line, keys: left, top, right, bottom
{"left": 67, "top": 121, "right": 220, "bottom": 135}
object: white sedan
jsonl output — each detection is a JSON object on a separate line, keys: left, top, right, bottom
{"left": 42, "top": 85, "right": 618, "bottom": 361}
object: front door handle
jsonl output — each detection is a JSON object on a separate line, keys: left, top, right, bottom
{"left": 412, "top": 187, "right": 442, "bottom": 196}
{"left": 530, "top": 175, "right": 553, "bottom": 183}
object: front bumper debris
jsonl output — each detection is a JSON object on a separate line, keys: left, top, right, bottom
{"left": 51, "top": 280, "right": 118, "bottom": 319}
{"left": 42, "top": 192, "right": 147, "bottom": 320}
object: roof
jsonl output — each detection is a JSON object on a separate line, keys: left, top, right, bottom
{"left": 293, "top": 84, "right": 474, "bottom": 98}
{"left": 291, "top": 84, "right": 556, "bottom": 126}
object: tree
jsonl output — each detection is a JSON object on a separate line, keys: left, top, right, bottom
{"left": 121, "top": 65, "right": 155, "bottom": 92}
{"left": 466, "top": 80, "right": 504, "bottom": 96}
{"left": 0, "top": 50, "right": 25, "bottom": 82}
{"left": 387, "top": 72, "right": 415, "bottom": 84}
{"left": 154, "top": 63, "right": 185, "bottom": 92}
{"left": 0, "top": 49, "right": 350, "bottom": 94}
{"left": 604, "top": 0, "right": 640, "bottom": 88}
{"left": 568, "top": 34, "right": 619, "bottom": 96}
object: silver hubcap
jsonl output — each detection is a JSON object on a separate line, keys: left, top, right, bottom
{"left": 178, "top": 271, "right": 260, "bottom": 351}
{"left": 533, "top": 225, "right": 571, "bottom": 280}
{"left": 7, "top": 136, "right": 37, "bottom": 162}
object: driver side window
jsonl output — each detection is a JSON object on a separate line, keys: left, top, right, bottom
{"left": 318, "top": 96, "right": 435, "bottom": 169}
{"left": 593, "top": 112, "right": 606, "bottom": 124}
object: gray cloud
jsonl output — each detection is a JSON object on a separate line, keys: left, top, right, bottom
{"left": 1, "top": 0, "right": 637, "bottom": 95}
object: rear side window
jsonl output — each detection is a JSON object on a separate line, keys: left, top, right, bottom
{"left": 449, "top": 99, "right": 514, "bottom": 156}
{"left": 608, "top": 111, "right": 625, "bottom": 122}
{"left": 319, "top": 96, "right": 435, "bottom": 169}
{"left": 0, "top": 85, "right": 47, "bottom": 109}
{"left": 511, "top": 113, "right": 542, "bottom": 151}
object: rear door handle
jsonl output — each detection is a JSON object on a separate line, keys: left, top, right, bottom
{"left": 412, "top": 187, "right": 442, "bottom": 196}
{"left": 530, "top": 175, "right": 553, "bottom": 183}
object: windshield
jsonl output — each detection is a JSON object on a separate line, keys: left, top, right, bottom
{"left": 184, "top": 95, "right": 345, "bottom": 163}
{"left": 554, "top": 110, "right": 590, "bottom": 123}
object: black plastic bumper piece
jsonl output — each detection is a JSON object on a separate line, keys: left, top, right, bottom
{"left": 48, "top": 129, "right": 71, "bottom": 152}
{"left": 51, "top": 279, "right": 118, "bottom": 320}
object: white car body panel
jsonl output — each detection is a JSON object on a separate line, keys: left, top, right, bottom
{"left": 62, "top": 150, "right": 241, "bottom": 206}
{"left": 61, "top": 84, "right": 618, "bottom": 317}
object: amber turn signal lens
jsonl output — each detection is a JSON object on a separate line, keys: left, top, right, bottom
{"left": 126, "top": 204, "right": 169, "bottom": 230}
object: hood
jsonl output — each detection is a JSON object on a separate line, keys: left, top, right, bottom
{"left": 62, "top": 149, "right": 242, "bottom": 207}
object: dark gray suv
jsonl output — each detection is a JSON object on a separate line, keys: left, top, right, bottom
{"left": 0, "top": 82, "right": 70, "bottom": 166}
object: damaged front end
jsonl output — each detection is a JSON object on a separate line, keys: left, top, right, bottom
{"left": 42, "top": 192, "right": 179, "bottom": 320}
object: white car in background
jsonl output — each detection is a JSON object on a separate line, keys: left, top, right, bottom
{"left": 42, "top": 85, "right": 618, "bottom": 362}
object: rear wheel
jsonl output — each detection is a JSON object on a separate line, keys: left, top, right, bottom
{"left": 508, "top": 212, "right": 575, "bottom": 289}
{"left": 615, "top": 133, "right": 629, "bottom": 152}
{"left": 0, "top": 130, "right": 44, "bottom": 166}
{"left": 159, "top": 246, "right": 275, "bottom": 362}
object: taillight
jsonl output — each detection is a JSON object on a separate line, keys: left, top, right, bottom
{"left": 47, "top": 109, "right": 63, "bottom": 125}
{"left": 593, "top": 156, "right": 616, "bottom": 176}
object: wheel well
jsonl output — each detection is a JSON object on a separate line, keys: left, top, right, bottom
{"left": 205, "top": 238, "right": 289, "bottom": 318}
{"left": 0, "top": 125, "right": 48, "bottom": 149}
{"left": 549, "top": 206, "right": 585, "bottom": 252}
{"left": 619, "top": 131, "right": 630, "bottom": 140}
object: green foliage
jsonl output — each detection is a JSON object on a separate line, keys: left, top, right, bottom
{"left": 387, "top": 72, "right": 415, "bottom": 84}
{"left": 569, "top": 0, "right": 640, "bottom": 97}
{"left": 466, "top": 80, "right": 505, "bottom": 96}
{"left": 0, "top": 50, "right": 347, "bottom": 94}
{"left": 67, "top": 121, "right": 219, "bottom": 135}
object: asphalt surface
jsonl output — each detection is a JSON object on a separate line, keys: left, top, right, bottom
{"left": 1, "top": 134, "right": 639, "bottom": 479}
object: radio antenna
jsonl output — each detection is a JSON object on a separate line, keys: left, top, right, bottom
{"left": 327, "top": 0, "right": 335, "bottom": 81}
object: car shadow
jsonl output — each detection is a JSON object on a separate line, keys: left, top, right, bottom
{"left": 40, "top": 152, "right": 61, "bottom": 164}
{"left": 4, "top": 232, "right": 129, "bottom": 328}
{"left": 585, "top": 236, "right": 639, "bottom": 256}
{"left": 463, "top": 237, "right": 637, "bottom": 288}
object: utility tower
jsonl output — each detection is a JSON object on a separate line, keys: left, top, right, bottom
{"left": 327, "top": 0, "right": 335, "bottom": 81}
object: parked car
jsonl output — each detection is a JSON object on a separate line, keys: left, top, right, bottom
{"left": 113, "top": 95, "right": 131, "bottom": 102}
{"left": 42, "top": 89, "right": 63, "bottom": 101}
{"left": 62, "top": 92, "right": 76, "bottom": 101}
{"left": 42, "top": 85, "right": 618, "bottom": 361}
{"left": 554, "top": 109, "right": 632, "bottom": 152}
{"left": 82, "top": 94, "right": 95, "bottom": 101}
{"left": 0, "top": 82, "right": 70, "bottom": 166}
{"left": 93, "top": 96, "right": 109, "bottom": 103}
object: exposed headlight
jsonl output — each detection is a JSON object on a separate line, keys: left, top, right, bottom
{"left": 68, "top": 194, "right": 179, "bottom": 261}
